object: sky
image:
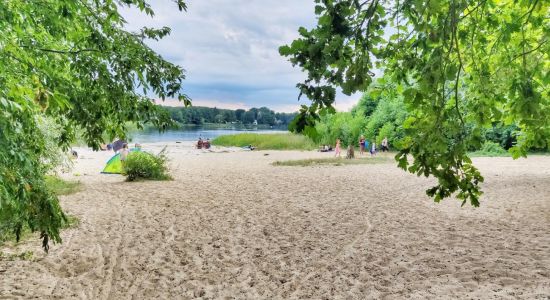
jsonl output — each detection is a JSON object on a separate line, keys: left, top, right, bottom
{"left": 121, "top": 0, "right": 361, "bottom": 113}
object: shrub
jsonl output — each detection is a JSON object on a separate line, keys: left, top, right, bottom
{"left": 470, "top": 141, "right": 508, "bottom": 157}
{"left": 124, "top": 149, "right": 171, "bottom": 181}
{"left": 484, "top": 123, "right": 518, "bottom": 150}
{"left": 480, "top": 141, "right": 507, "bottom": 154}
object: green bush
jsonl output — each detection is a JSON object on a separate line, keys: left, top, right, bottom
{"left": 481, "top": 141, "right": 507, "bottom": 153}
{"left": 484, "top": 123, "right": 518, "bottom": 150}
{"left": 124, "top": 149, "right": 171, "bottom": 181}
{"left": 470, "top": 141, "right": 509, "bottom": 157}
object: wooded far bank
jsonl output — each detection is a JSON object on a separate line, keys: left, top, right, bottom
{"left": 161, "top": 106, "right": 297, "bottom": 127}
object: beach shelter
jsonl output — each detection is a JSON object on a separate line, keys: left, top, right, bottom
{"left": 101, "top": 148, "right": 139, "bottom": 174}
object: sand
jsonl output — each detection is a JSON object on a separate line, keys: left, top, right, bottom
{"left": 1, "top": 142, "right": 549, "bottom": 299}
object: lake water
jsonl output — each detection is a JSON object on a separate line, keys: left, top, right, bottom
{"left": 129, "top": 125, "right": 288, "bottom": 143}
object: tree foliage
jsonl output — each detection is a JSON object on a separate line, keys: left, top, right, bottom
{"left": 163, "top": 106, "right": 297, "bottom": 127}
{"left": 0, "top": 0, "right": 188, "bottom": 250}
{"left": 314, "top": 82, "right": 408, "bottom": 148}
{"left": 36, "top": 117, "right": 73, "bottom": 174}
{"left": 314, "top": 83, "right": 518, "bottom": 153}
{"left": 281, "top": 0, "right": 549, "bottom": 206}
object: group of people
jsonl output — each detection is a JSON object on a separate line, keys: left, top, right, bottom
{"left": 99, "top": 140, "right": 141, "bottom": 152}
{"left": 196, "top": 138, "right": 211, "bottom": 149}
{"left": 319, "top": 144, "right": 333, "bottom": 152}
{"left": 359, "top": 135, "right": 389, "bottom": 155}
{"left": 332, "top": 136, "right": 389, "bottom": 158}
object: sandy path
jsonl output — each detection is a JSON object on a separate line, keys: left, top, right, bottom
{"left": 1, "top": 144, "right": 549, "bottom": 299}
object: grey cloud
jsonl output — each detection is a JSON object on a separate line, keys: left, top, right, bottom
{"left": 121, "top": 0, "right": 358, "bottom": 112}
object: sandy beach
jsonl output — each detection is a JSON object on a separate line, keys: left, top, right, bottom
{"left": 1, "top": 143, "right": 549, "bottom": 299}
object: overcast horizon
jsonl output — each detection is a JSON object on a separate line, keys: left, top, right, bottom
{"left": 121, "top": 0, "right": 361, "bottom": 113}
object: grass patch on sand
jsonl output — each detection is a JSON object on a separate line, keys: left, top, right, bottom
{"left": 273, "top": 156, "right": 391, "bottom": 167}
{"left": 212, "top": 133, "right": 316, "bottom": 150}
{"left": 45, "top": 175, "right": 83, "bottom": 195}
{"left": 0, "top": 250, "right": 35, "bottom": 261}
{"left": 0, "top": 177, "right": 82, "bottom": 251}
{"left": 468, "top": 151, "right": 511, "bottom": 157}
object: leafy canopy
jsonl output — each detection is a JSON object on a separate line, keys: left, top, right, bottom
{"left": 0, "top": 0, "right": 189, "bottom": 250}
{"left": 281, "top": 0, "right": 549, "bottom": 206}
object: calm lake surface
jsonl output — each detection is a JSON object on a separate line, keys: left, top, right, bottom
{"left": 130, "top": 125, "right": 288, "bottom": 143}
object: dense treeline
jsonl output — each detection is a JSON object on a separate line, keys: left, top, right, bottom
{"left": 162, "top": 106, "right": 297, "bottom": 127}
{"left": 313, "top": 86, "right": 407, "bottom": 149}
{"left": 313, "top": 83, "right": 534, "bottom": 155}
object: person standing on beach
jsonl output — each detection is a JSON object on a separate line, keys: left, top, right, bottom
{"left": 120, "top": 143, "right": 129, "bottom": 167}
{"left": 359, "top": 135, "right": 366, "bottom": 155}
{"left": 335, "top": 138, "right": 341, "bottom": 157}
{"left": 381, "top": 137, "right": 389, "bottom": 152}
{"left": 370, "top": 139, "right": 376, "bottom": 156}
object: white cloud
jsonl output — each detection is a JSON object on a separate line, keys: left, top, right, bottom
{"left": 156, "top": 98, "right": 249, "bottom": 110}
{"left": 268, "top": 103, "right": 302, "bottom": 113}
{"left": 121, "top": 1, "right": 361, "bottom": 112}
{"left": 334, "top": 93, "right": 362, "bottom": 112}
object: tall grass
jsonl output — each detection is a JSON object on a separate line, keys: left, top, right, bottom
{"left": 212, "top": 133, "right": 316, "bottom": 150}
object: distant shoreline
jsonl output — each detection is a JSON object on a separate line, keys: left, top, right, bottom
{"left": 175, "top": 123, "right": 288, "bottom": 130}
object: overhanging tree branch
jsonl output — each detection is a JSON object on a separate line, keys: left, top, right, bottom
{"left": 19, "top": 45, "right": 100, "bottom": 55}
